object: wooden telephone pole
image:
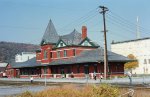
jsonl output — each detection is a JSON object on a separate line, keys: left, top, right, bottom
{"left": 99, "top": 6, "right": 109, "bottom": 79}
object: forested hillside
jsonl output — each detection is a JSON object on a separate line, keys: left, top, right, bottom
{"left": 0, "top": 41, "right": 39, "bottom": 62}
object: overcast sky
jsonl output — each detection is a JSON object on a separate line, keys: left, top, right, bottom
{"left": 0, "top": 0, "right": 150, "bottom": 49}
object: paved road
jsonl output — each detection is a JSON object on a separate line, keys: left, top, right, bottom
{"left": 0, "top": 76, "right": 150, "bottom": 85}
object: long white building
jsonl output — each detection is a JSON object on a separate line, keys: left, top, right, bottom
{"left": 111, "top": 37, "right": 150, "bottom": 74}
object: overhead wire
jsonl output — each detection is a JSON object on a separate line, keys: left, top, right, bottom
{"left": 3, "top": 7, "right": 150, "bottom": 45}
{"left": 59, "top": 7, "right": 99, "bottom": 31}
{"left": 109, "top": 10, "right": 150, "bottom": 36}
{"left": 110, "top": 10, "right": 150, "bottom": 32}
{"left": 1, "top": 7, "right": 100, "bottom": 45}
{"left": 106, "top": 18, "right": 136, "bottom": 38}
{"left": 107, "top": 13, "right": 137, "bottom": 36}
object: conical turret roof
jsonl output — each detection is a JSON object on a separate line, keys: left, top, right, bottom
{"left": 41, "top": 19, "right": 59, "bottom": 45}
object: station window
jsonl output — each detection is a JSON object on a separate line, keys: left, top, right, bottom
{"left": 77, "top": 65, "right": 80, "bottom": 73}
{"left": 84, "top": 65, "right": 89, "bottom": 74}
{"left": 57, "top": 51, "right": 61, "bottom": 58}
{"left": 67, "top": 66, "right": 71, "bottom": 73}
{"left": 44, "top": 67, "right": 47, "bottom": 74}
{"left": 44, "top": 50, "right": 48, "bottom": 59}
{"left": 64, "top": 50, "right": 67, "bottom": 57}
{"left": 50, "top": 52, "right": 53, "bottom": 58}
{"left": 73, "top": 49, "right": 76, "bottom": 56}
{"left": 94, "top": 64, "right": 97, "bottom": 73}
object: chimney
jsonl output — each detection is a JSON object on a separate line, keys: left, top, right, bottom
{"left": 82, "top": 26, "right": 87, "bottom": 39}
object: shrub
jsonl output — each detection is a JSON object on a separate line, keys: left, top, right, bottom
{"left": 18, "top": 84, "right": 119, "bottom": 97}
{"left": 18, "top": 91, "right": 33, "bottom": 97}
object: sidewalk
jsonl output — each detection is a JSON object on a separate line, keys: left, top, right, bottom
{"left": 0, "top": 77, "right": 150, "bottom": 85}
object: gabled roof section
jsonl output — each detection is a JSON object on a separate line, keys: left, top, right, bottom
{"left": 60, "top": 29, "right": 99, "bottom": 47}
{"left": 41, "top": 19, "right": 59, "bottom": 45}
{"left": 79, "top": 37, "right": 99, "bottom": 47}
{"left": 55, "top": 39, "right": 67, "bottom": 47}
{"left": 60, "top": 29, "right": 82, "bottom": 45}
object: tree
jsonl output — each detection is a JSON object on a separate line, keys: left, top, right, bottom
{"left": 124, "top": 54, "right": 138, "bottom": 70}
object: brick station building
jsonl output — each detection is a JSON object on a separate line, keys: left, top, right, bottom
{"left": 8, "top": 20, "right": 130, "bottom": 78}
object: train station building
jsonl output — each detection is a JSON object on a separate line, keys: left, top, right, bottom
{"left": 7, "top": 20, "right": 130, "bottom": 78}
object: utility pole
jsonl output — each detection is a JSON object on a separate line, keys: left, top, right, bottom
{"left": 99, "top": 6, "right": 108, "bottom": 79}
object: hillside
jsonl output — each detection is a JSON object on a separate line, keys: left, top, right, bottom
{"left": 0, "top": 41, "right": 40, "bottom": 63}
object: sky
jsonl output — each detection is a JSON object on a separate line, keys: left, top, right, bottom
{"left": 0, "top": 0, "right": 150, "bottom": 49}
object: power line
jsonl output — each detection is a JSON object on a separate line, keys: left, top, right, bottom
{"left": 106, "top": 14, "right": 137, "bottom": 36}
{"left": 108, "top": 11, "right": 150, "bottom": 36}
{"left": 107, "top": 14, "right": 149, "bottom": 38}
{"left": 107, "top": 18, "right": 136, "bottom": 36}
{"left": 76, "top": 13, "right": 99, "bottom": 28}
{"left": 59, "top": 7, "right": 99, "bottom": 30}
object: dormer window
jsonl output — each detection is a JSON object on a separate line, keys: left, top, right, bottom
{"left": 79, "top": 38, "right": 94, "bottom": 47}
{"left": 60, "top": 42, "right": 64, "bottom": 47}
{"left": 83, "top": 40, "right": 89, "bottom": 46}
{"left": 81, "top": 40, "right": 92, "bottom": 46}
{"left": 56, "top": 40, "right": 66, "bottom": 47}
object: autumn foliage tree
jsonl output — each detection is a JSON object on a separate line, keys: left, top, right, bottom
{"left": 124, "top": 54, "right": 138, "bottom": 70}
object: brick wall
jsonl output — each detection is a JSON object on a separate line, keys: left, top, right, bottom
{"left": 39, "top": 45, "right": 95, "bottom": 63}
{"left": 41, "top": 44, "right": 52, "bottom": 63}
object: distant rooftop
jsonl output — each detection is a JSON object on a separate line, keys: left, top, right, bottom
{"left": 111, "top": 37, "right": 150, "bottom": 44}
{"left": 22, "top": 52, "right": 36, "bottom": 54}
{"left": 0, "top": 63, "right": 8, "bottom": 67}
{"left": 16, "top": 52, "right": 36, "bottom": 55}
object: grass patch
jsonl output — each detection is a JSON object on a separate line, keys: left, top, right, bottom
{"left": 17, "top": 84, "right": 119, "bottom": 97}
